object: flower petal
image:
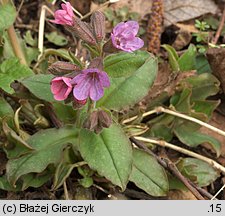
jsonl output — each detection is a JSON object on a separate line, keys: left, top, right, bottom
{"left": 98, "top": 71, "right": 110, "bottom": 88}
{"left": 89, "top": 78, "right": 104, "bottom": 101}
{"left": 112, "top": 22, "right": 127, "bottom": 36}
{"left": 73, "top": 75, "right": 92, "bottom": 100}
{"left": 121, "top": 37, "right": 144, "bottom": 52}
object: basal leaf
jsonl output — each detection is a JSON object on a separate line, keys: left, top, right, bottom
{"left": 177, "top": 158, "right": 220, "bottom": 187}
{"left": 20, "top": 74, "right": 54, "bottom": 101}
{"left": 186, "top": 73, "right": 220, "bottom": 101}
{"left": 79, "top": 124, "right": 132, "bottom": 190}
{"left": 98, "top": 54, "right": 157, "bottom": 110}
{"left": 162, "top": 44, "right": 179, "bottom": 72}
{"left": 104, "top": 51, "right": 149, "bottom": 78}
{"left": 45, "top": 32, "right": 68, "bottom": 46}
{"left": 0, "top": 97, "right": 13, "bottom": 118}
{"left": 178, "top": 44, "right": 197, "bottom": 71}
{"left": 174, "top": 125, "right": 221, "bottom": 157}
{"left": 129, "top": 149, "right": 169, "bottom": 196}
{"left": 6, "top": 126, "right": 79, "bottom": 186}
{"left": 0, "top": 58, "right": 33, "bottom": 93}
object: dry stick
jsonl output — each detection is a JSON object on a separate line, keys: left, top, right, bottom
{"left": 130, "top": 137, "right": 205, "bottom": 200}
{"left": 211, "top": 184, "right": 225, "bottom": 200}
{"left": 123, "top": 106, "right": 225, "bottom": 138}
{"left": 0, "top": 0, "right": 27, "bottom": 65}
{"left": 63, "top": 181, "right": 70, "bottom": 200}
{"left": 134, "top": 136, "right": 225, "bottom": 175}
{"left": 211, "top": 5, "right": 225, "bottom": 45}
{"left": 7, "top": 27, "right": 27, "bottom": 65}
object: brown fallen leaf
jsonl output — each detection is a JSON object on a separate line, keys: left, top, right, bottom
{"left": 207, "top": 48, "right": 225, "bottom": 94}
{"left": 168, "top": 190, "right": 197, "bottom": 200}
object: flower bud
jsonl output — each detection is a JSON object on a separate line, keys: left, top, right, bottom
{"left": 98, "top": 110, "right": 112, "bottom": 128}
{"left": 83, "top": 110, "right": 112, "bottom": 134}
{"left": 91, "top": 11, "right": 106, "bottom": 42}
{"left": 83, "top": 111, "right": 99, "bottom": 131}
{"left": 67, "top": 17, "right": 97, "bottom": 45}
{"left": 49, "top": 61, "right": 80, "bottom": 76}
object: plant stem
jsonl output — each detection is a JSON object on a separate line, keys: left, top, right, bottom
{"left": 133, "top": 136, "right": 225, "bottom": 175}
{"left": 123, "top": 106, "right": 225, "bottom": 138}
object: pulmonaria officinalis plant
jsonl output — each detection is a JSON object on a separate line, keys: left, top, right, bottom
{"left": 0, "top": 1, "right": 164, "bottom": 196}
{"left": 47, "top": 1, "right": 159, "bottom": 193}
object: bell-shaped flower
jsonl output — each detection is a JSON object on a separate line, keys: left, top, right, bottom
{"left": 51, "top": 77, "right": 73, "bottom": 101}
{"left": 71, "top": 68, "right": 110, "bottom": 101}
{"left": 51, "top": 2, "right": 74, "bottom": 26}
{"left": 111, "top": 21, "right": 144, "bottom": 52}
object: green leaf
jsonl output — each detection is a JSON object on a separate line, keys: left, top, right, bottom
{"left": 0, "top": 3, "right": 16, "bottom": 32}
{"left": 129, "top": 149, "right": 169, "bottom": 196}
{"left": 79, "top": 124, "right": 132, "bottom": 190}
{"left": 0, "top": 97, "right": 13, "bottom": 118}
{"left": 21, "top": 170, "right": 53, "bottom": 190}
{"left": 195, "top": 54, "right": 212, "bottom": 74}
{"left": 23, "top": 30, "right": 38, "bottom": 47}
{"left": 177, "top": 158, "right": 220, "bottom": 187}
{"left": 186, "top": 73, "right": 220, "bottom": 101}
{"left": 53, "top": 146, "right": 84, "bottom": 190}
{"left": 178, "top": 44, "right": 197, "bottom": 71}
{"left": 104, "top": 51, "right": 149, "bottom": 78}
{"left": 0, "top": 176, "right": 22, "bottom": 192}
{"left": 6, "top": 126, "right": 79, "bottom": 186}
{"left": 20, "top": 74, "right": 54, "bottom": 101}
{"left": 0, "top": 58, "right": 33, "bottom": 93}
{"left": 98, "top": 54, "right": 157, "bottom": 110}
{"left": 45, "top": 32, "right": 68, "bottom": 46}
{"left": 174, "top": 125, "right": 221, "bottom": 157}
{"left": 53, "top": 103, "right": 77, "bottom": 123}
{"left": 162, "top": 44, "right": 179, "bottom": 72}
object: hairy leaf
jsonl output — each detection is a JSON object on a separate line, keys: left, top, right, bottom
{"left": 98, "top": 54, "right": 157, "bottom": 110}
{"left": 79, "top": 124, "right": 132, "bottom": 190}
{"left": 6, "top": 126, "right": 79, "bottom": 186}
{"left": 177, "top": 158, "right": 220, "bottom": 187}
{"left": 130, "top": 149, "right": 169, "bottom": 196}
{"left": 0, "top": 58, "right": 33, "bottom": 93}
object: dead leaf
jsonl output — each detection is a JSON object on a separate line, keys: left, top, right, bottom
{"left": 168, "top": 190, "right": 197, "bottom": 200}
{"left": 164, "top": 0, "right": 218, "bottom": 26}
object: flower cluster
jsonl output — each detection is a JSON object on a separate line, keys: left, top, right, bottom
{"left": 50, "top": 61, "right": 110, "bottom": 104}
{"left": 49, "top": 1, "right": 145, "bottom": 132}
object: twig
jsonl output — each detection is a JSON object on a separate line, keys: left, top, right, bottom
{"left": 123, "top": 106, "right": 225, "bottom": 138}
{"left": 211, "top": 184, "right": 225, "bottom": 200}
{"left": 38, "top": 5, "right": 54, "bottom": 58}
{"left": 211, "top": 5, "right": 225, "bottom": 45}
{"left": 133, "top": 136, "right": 225, "bottom": 175}
{"left": 130, "top": 137, "right": 205, "bottom": 200}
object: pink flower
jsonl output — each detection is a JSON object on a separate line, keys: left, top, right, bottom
{"left": 111, "top": 21, "right": 144, "bottom": 52}
{"left": 51, "top": 77, "right": 72, "bottom": 101}
{"left": 71, "top": 68, "right": 110, "bottom": 101}
{"left": 51, "top": 2, "right": 74, "bottom": 26}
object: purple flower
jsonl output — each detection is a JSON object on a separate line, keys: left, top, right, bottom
{"left": 50, "top": 2, "right": 74, "bottom": 26}
{"left": 71, "top": 68, "right": 110, "bottom": 101}
{"left": 111, "top": 21, "right": 144, "bottom": 52}
{"left": 51, "top": 77, "right": 73, "bottom": 101}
